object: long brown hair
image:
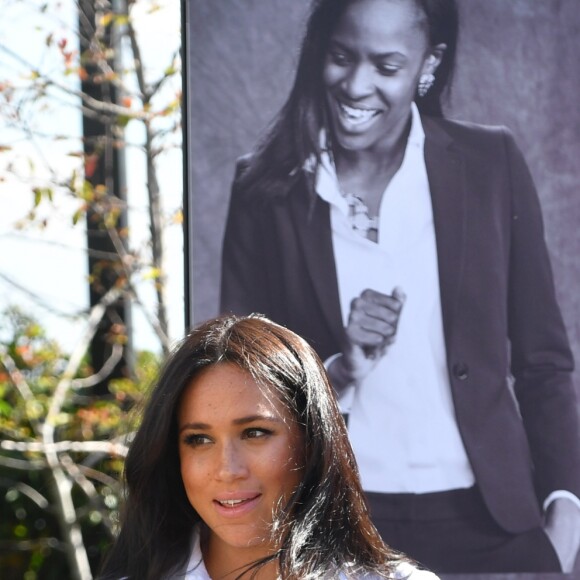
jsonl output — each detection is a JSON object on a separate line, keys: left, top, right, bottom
{"left": 99, "top": 314, "right": 405, "bottom": 578}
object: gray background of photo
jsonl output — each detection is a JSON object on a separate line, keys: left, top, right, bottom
{"left": 186, "top": 0, "right": 580, "bottom": 385}
{"left": 184, "top": 1, "right": 580, "bottom": 577}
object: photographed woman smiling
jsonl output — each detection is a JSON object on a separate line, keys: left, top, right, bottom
{"left": 99, "top": 315, "right": 437, "bottom": 579}
{"left": 221, "top": 0, "right": 580, "bottom": 574}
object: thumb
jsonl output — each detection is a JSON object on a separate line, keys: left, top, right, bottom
{"left": 392, "top": 286, "right": 406, "bottom": 304}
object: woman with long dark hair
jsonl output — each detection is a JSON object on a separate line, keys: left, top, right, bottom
{"left": 99, "top": 314, "right": 437, "bottom": 579}
{"left": 220, "top": 0, "right": 580, "bottom": 573}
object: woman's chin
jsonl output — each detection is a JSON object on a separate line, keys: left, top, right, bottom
{"left": 332, "top": 131, "right": 380, "bottom": 153}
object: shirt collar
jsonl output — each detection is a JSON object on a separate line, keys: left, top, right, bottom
{"left": 408, "top": 101, "right": 425, "bottom": 149}
{"left": 181, "top": 525, "right": 210, "bottom": 579}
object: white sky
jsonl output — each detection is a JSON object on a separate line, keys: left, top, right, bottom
{"left": 0, "top": 0, "right": 185, "bottom": 353}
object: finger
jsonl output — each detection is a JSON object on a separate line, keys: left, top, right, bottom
{"left": 351, "top": 295, "right": 402, "bottom": 321}
{"left": 360, "top": 288, "right": 405, "bottom": 314}
{"left": 346, "top": 323, "right": 386, "bottom": 348}
{"left": 349, "top": 305, "right": 399, "bottom": 338}
{"left": 350, "top": 296, "right": 402, "bottom": 329}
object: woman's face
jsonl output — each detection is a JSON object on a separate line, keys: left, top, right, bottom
{"left": 178, "top": 362, "right": 305, "bottom": 561}
{"left": 323, "top": 0, "right": 440, "bottom": 153}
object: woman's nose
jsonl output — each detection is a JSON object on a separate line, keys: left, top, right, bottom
{"left": 342, "top": 64, "right": 374, "bottom": 99}
{"left": 215, "top": 442, "right": 248, "bottom": 481}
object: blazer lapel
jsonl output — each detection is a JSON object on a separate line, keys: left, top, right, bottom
{"left": 287, "top": 179, "right": 345, "bottom": 349}
{"left": 284, "top": 118, "right": 467, "bottom": 352}
{"left": 423, "top": 117, "right": 467, "bottom": 346}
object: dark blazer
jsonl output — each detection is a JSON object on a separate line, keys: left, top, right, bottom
{"left": 220, "top": 115, "right": 580, "bottom": 534}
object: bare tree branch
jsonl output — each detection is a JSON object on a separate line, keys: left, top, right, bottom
{"left": 0, "top": 455, "right": 46, "bottom": 471}
{"left": 72, "top": 342, "right": 123, "bottom": 389}
{"left": 2, "top": 439, "right": 128, "bottom": 458}
{"left": 0, "top": 347, "right": 35, "bottom": 402}
{"left": 0, "top": 477, "right": 50, "bottom": 509}
{"left": 0, "top": 538, "right": 65, "bottom": 552}
{"left": 0, "top": 44, "right": 152, "bottom": 120}
{"left": 38, "top": 285, "right": 123, "bottom": 580}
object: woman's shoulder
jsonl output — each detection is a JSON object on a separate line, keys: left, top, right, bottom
{"left": 340, "top": 561, "right": 439, "bottom": 580}
{"left": 423, "top": 114, "right": 512, "bottom": 136}
{"left": 230, "top": 153, "right": 267, "bottom": 206}
{"left": 233, "top": 153, "right": 254, "bottom": 180}
{"left": 230, "top": 152, "right": 306, "bottom": 206}
{"left": 421, "top": 114, "right": 520, "bottom": 161}
{"left": 392, "top": 561, "right": 439, "bottom": 579}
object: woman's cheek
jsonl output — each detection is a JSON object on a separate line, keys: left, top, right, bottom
{"left": 322, "top": 63, "right": 342, "bottom": 88}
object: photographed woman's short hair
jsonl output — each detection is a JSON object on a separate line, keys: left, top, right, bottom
{"left": 100, "top": 314, "right": 404, "bottom": 579}
{"left": 239, "top": 0, "right": 459, "bottom": 198}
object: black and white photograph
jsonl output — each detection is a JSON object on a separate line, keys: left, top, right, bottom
{"left": 184, "top": 1, "right": 580, "bottom": 577}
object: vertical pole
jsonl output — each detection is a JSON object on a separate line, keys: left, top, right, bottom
{"left": 78, "top": 0, "right": 131, "bottom": 395}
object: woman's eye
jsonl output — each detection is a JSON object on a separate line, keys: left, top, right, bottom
{"left": 183, "top": 433, "right": 211, "bottom": 447}
{"left": 377, "top": 64, "right": 400, "bottom": 76}
{"left": 244, "top": 428, "right": 272, "bottom": 440}
{"left": 329, "top": 51, "right": 350, "bottom": 66}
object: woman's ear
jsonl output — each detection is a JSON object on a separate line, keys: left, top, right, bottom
{"left": 423, "top": 43, "right": 447, "bottom": 75}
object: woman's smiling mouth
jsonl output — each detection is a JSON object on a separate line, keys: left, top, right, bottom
{"left": 216, "top": 496, "right": 258, "bottom": 507}
{"left": 337, "top": 101, "right": 382, "bottom": 124}
{"left": 213, "top": 493, "right": 262, "bottom": 517}
{"left": 336, "top": 100, "right": 382, "bottom": 129}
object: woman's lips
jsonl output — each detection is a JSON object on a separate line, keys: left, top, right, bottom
{"left": 336, "top": 100, "right": 382, "bottom": 130}
{"left": 213, "top": 494, "right": 261, "bottom": 517}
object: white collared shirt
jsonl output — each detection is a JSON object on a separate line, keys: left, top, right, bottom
{"left": 172, "top": 526, "right": 439, "bottom": 579}
{"left": 316, "top": 104, "right": 475, "bottom": 493}
{"left": 177, "top": 528, "right": 209, "bottom": 579}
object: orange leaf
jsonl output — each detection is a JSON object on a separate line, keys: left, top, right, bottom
{"left": 84, "top": 153, "right": 99, "bottom": 178}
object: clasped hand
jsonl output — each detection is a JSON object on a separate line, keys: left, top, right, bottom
{"left": 340, "top": 286, "right": 406, "bottom": 384}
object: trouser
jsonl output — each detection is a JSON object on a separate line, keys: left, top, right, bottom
{"left": 365, "top": 486, "right": 562, "bottom": 574}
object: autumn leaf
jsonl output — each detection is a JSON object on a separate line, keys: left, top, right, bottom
{"left": 84, "top": 153, "right": 99, "bottom": 178}
{"left": 143, "top": 267, "right": 163, "bottom": 280}
{"left": 100, "top": 12, "right": 114, "bottom": 27}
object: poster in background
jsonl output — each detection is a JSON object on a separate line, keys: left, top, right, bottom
{"left": 183, "top": 1, "right": 580, "bottom": 578}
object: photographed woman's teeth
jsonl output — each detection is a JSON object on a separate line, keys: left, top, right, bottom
{"left": 339, "top": 103, "right": 379, "bottom": 124}
{"left": 218, "top": 499, "right": 245, "bottom": 507}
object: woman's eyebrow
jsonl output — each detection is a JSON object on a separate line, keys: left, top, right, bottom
{"left": 178, "top": 414, "right": 282, "bottom": 433}
{"left": 233, "top": 414, "right": 282, "bottom": 426}
{"left": 328, "top": 39, "right": 356, "bottom": 55}
{"left": 179, "top": 421, "right": 210, "bottom": 433}
{"left": 329, "top": 39, "right": 405, "bottom": 61}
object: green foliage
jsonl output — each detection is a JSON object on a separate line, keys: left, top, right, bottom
{"left": 0, "top": 308, "right": 159, "bottom": 578}
{"left": 1, "top": 0, "right": 181, "bottom": 577}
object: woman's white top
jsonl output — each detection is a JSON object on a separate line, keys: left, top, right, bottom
{"left": 316, "top": 103, "right": 474, "bottom": 494}
{"left": 168, "top": 528, "right": 439, "bottom": 579}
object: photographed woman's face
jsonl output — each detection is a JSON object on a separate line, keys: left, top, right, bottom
{"left": 178, "top": 363, "right": 305, "bottom": 559}
{"left": 323, "top": 0, "right": 434, "bottom": 153}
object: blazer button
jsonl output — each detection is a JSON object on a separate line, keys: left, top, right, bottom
{"left": 453, "top": 363, "right": 469, "bottom": 381}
